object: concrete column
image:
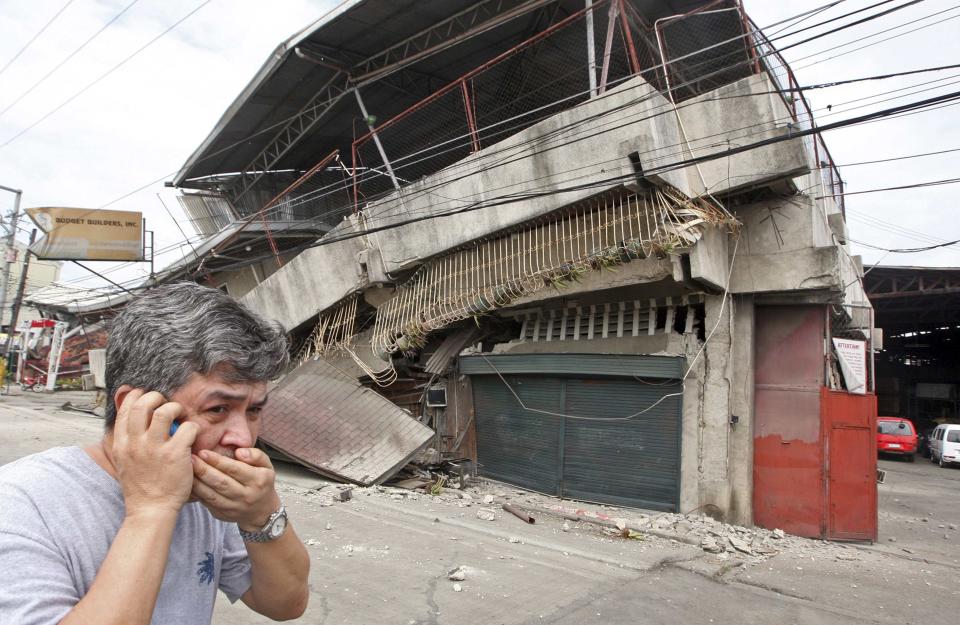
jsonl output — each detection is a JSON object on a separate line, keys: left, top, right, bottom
{"left": 679, "top": 292, "right": 755, "bottom": 523}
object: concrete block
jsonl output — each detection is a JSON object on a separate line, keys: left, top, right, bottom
{"left": 688, "top": 226, "right": 729, "bottom": 291}
{"left": 88, "top": 349, "right": 106, "bottom": 389}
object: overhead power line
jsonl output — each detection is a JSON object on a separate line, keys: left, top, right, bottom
{"left": 0, "top": 0, "right": 76, "bottom": 78}
{"left": 0, "top": 0, "right": 142, "bottom": 119}
{"left": 0, "top": 0, "right": 211, "bottom": 148}
{"left": 815, "top": 177, "right": 960, "bottom": 199}
{"left": 845, "top": 236, "right": 960, "bottom": 253}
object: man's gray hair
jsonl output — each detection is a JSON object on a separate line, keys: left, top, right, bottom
{"left": 104, "top": 282, "right": 289, "bottom": 428}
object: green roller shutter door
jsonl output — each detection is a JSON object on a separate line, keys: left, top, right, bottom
{"left": 562, "top": 378, "right": 681, "bottom": 510}
{"left": 472, "top": 376, "right": 564, "bottom": 495}
{"left": 469, "top": 356, "right": 682, "bottom": 511}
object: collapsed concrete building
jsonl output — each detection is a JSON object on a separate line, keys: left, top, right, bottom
{"left": 171, "top": 0, "right": 878, "bottom": 540}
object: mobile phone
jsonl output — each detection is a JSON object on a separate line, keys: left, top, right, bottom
{"left": 169, "top": 420, "right": 181, "bottom": 436}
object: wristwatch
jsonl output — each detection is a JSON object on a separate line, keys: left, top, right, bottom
{"left": 239, "top": 505, "right": 288, "bottom": 543}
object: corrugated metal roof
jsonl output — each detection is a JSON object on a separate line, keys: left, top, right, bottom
{"left": 259, "top": 358, "right": 434, "bottom": 484}
{"left": 173, "top": 0, "right": 692, "bottom": 187}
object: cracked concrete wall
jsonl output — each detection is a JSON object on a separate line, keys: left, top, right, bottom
{"left": 728, "top": 196, "right": 846, "bottom": 296}
{"left": 679, "top": 292, "right": 754, "bottom": 524}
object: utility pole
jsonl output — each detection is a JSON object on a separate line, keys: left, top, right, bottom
{"left": 0, "top": 184, "right": 22, "bottom": 339}
{"left": 5, "top": 229, "right": 35, "bottom": 355}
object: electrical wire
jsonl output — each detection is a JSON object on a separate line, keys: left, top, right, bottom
{"left": 0, "top": 0, "right": 142, "bottom": 119}
{"left": 843, "top": 236, "right": 959, "bottom": 253}
{"left": 815, "top": 176, "right": 960, "bottom": 199}
{"left": 0, "top": 0, "right": 76, "bottom": 78}
{"left": 0, "top": 0, "right": 212, "bottom": 148}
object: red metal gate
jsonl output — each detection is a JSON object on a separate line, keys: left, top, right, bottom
{"left": 754, "top": 306, "right": 825, "bottom": 538}
{"left": 754, "top": 306, "right": 878, "bottom": 541}
{"left": 822, "top": 388, "right": 877, "bottom": 541}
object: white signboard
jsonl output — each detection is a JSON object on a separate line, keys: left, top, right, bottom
{"left": 833, "top": 338, "right": 867, "bottom": 395}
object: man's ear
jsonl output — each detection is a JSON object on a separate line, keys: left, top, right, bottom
{"left": 113, "top": 385, "right": 135, "bottom": 416}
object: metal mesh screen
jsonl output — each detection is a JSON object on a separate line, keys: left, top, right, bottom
{"left": 176, "top": 193, "right": 237, "bottom": 237}
{"left": 351, "top": 0, "right": 654, "bottom": 210}
{"left": 656, "top": 3, "right": 754, "bottom": 102}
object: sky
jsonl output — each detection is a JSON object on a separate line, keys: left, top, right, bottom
{"left": 0, "top": 0, "right": 957, "bottom": 297}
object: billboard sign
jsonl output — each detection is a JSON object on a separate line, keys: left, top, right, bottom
{"left": 26, "top": 207, "right": 144, "bottom": 261}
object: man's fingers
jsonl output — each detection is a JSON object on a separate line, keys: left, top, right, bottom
{"left": 192, "top": 478, "right": 230, "bottom": 509}
{"left": 201, "top": 449, "right": 263, "bottom": 482}
{"left": 193, "top": 454, "right": 244, "bottom": 496}
{"left": 171, "top": 420, "right": 199, "bottom": 447}
{"left": 113, "top": 388, "right": 144, "bottom": 443}
{"left": 236, "top": 447, "right": 273, "bottom": 469}
{"left": 126, "top": 391, "right": 167, "bottom": 437}
{"left": 147, "top": 402, "right": 183, "bottom": 441}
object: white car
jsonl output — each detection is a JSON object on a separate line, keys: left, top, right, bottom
{"left": 930, "top": 424, "right": 960, "bottom": 468}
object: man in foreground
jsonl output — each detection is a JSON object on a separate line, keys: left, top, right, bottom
{"left": 0, "top": 283, "right": 310, "bottom": 625}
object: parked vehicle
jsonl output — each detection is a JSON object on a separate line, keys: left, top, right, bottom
{"left": 929, "top": 424, "right": 960, "bottom": 468}
{"left": 876, "top": 417, "right": 917, "bottom": 461}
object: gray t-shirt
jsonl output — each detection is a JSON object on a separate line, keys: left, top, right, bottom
{"left": 0, "top": 446, "right": 252, "bottom": 625}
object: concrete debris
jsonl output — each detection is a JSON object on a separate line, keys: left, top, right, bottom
{"left": 325, "top": 522, "right": 332, "bottom": 530}
{"left": 483, "top": 495, "right": 495, "bottom": 504}
{"left": 452, "top": 583, "right": 463, "bottom": 592}
{"left": 304, "top": 538, "right": 321, "bottom": 546}
{"left": 324, "top": 479, "right": 878, "bottom": 565}
{"left": 315, "top": 485, "right": 353, "bottom": 502}
{"left": 888, "top": 537, "right": 897, "bottom": 543}
{"left": 448, "top": 566, "right": 467, "bottom": 581}
{"left": 701, "top": 537, "right": 724, "bottom": 554}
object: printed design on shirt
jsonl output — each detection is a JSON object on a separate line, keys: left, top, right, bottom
{"left": 196, "top": 552, "right": 215, "bottom": 585}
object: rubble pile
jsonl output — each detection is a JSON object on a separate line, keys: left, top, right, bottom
{"left": 284, "top": 476, "right": 868, "bottom": 565}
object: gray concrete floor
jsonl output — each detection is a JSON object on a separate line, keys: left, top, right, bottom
{"left": 1, "top": 390, "right": 958, "bottom": 625}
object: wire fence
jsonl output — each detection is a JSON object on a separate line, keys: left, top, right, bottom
{"left": 351, "top": 0, "right": 653, "bottom": 209}
{"left": 653, "top": 1, "right": 756, "bottom": 102}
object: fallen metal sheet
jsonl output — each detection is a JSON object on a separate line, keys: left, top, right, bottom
{"left": 259, "top": 358, "right": 435, "bottom": 485}
{"left": 424, "top": 326, "right": 481, "bottom": 374}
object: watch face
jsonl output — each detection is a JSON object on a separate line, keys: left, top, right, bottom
{"left": 269, "top": 515, "right": 287, "bottom": 538}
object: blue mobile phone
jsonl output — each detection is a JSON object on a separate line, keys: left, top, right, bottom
{"left": 169, "top": 420, "right": 180, "bottom": 436}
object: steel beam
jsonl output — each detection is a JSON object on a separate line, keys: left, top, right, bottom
{"left": 353, "top": 0, "right": 557, "bottom": 86}
{"left": 230, "top": 71, "right": 352, "bottom": 205}
{"left": 228, "top": 0, "right": 560, "bottom": 206}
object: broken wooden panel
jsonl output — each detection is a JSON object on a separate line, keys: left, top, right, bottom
{"left": 259, "top": 358, "right": 434, "bottom": 485}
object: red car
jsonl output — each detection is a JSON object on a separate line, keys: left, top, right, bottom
{"left": 877, "top": 417, "right": 917, "bottom": 462}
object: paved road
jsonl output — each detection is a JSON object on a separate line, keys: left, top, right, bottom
{"left": 2, "top": 391, "right": 959, "bottom": 624}
{"left": 875, "top": 454, "right": 960, "bottom": 566}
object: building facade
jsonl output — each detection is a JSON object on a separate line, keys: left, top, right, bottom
{"left": 172, "top": 0, "right": 877, "bottom": 538}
